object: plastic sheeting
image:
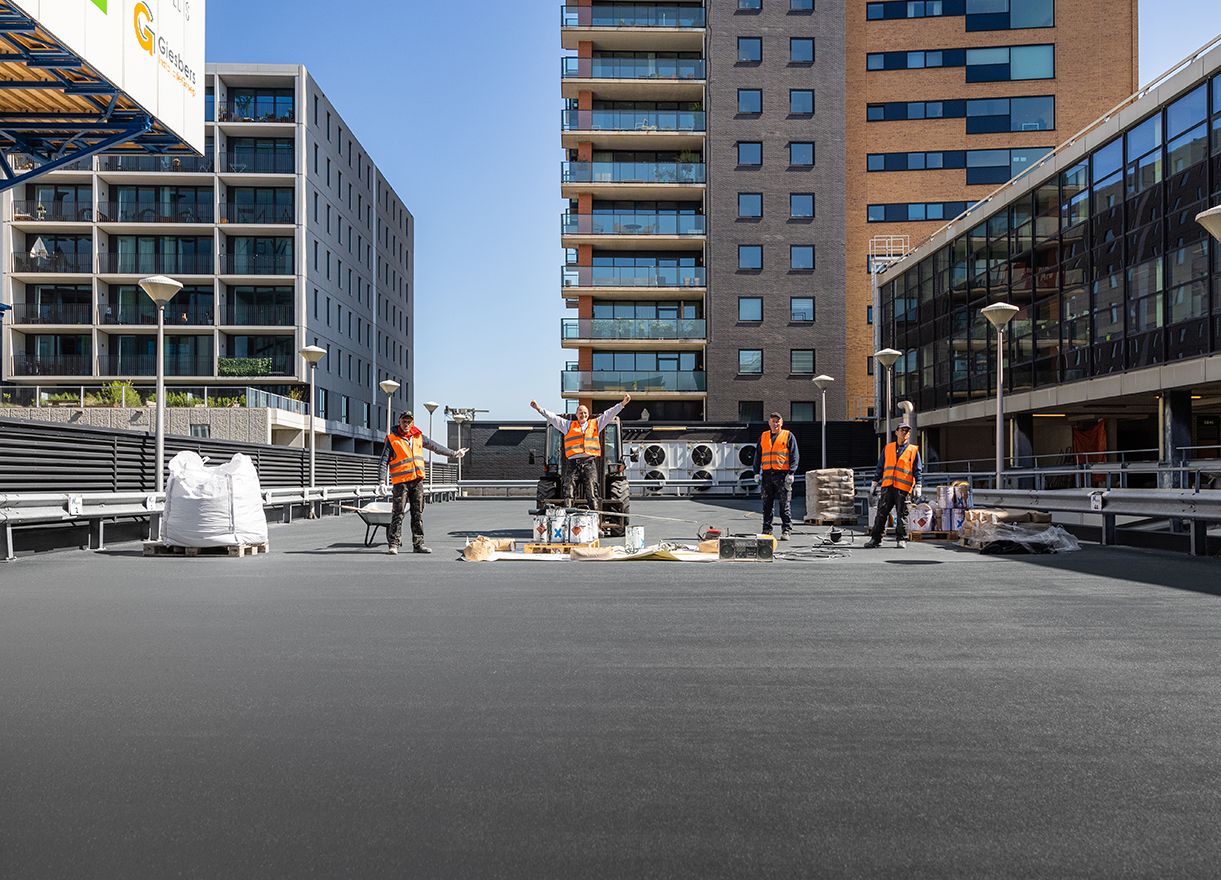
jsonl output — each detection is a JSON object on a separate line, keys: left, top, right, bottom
{"left": 162, "top": 451, "right": 268, "bottom": 548}
{"left": 969, "top": 522, "right": 1081, "bottom": 555}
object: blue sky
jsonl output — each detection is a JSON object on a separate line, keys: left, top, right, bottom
{"left": 205, "top": 0, "right": 1218, "bottom": 420}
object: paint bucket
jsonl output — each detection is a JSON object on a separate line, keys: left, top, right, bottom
{"left": 546, "top": 510, "right": 568, "bottom": 544}
{"left": 532, "top": 514, "right": 550, "bottom": 544}
{"left": 937, "top": 486, "right": 952, "bottom": 510}
{"left": 566, "top": 512, "right": 599, "bottom": 544}
{"left": 941, "top": 508, "right": 965, "bottom": 533}
{"left": 907, "top": 503, "right": 935, "bottom": 533}
{"left": 624, "top": 525, "right": 645, "bottom": 553}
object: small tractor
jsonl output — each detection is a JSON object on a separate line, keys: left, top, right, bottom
{"left": 534, "top": 418, "right": 631, "bottom": 537}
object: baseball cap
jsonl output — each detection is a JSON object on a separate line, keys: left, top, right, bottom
{"left": 896, "top": 422, "right": 912, "bottom": 430}
{"left": 769, "top": 411, "right": 783, "bottom": 419}
{"left": 399, "top": 410, "right": 414, "bottom": 420}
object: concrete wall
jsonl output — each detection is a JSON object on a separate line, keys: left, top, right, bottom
{"left": 0, "top": 405, "right": 275, "bottom": 445}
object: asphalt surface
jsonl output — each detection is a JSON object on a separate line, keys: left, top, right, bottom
{"left": 2, "top": 498, "right": 1221, "bottom": 879}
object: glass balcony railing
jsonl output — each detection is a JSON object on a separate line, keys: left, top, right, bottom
{"left": 562, "top": 109, "right": 705, "bottom": 132}
{"left": 99, "top": 154, "right": 216, "bottom": 173}
{"left": 11, "top": 355, "right": 93, "bottom": 376}
{"left": 561, "top": 318, "right": 706, "bottom": 341}
{"left": 562, "top": 161, "right": 705, "bottom": 185}
{"left": 223, "top": 305, "right": 295, "bottom": 326}
{"left": 100, "top": 253, "right": 214, "bottom": 275}
{"left": 562, "top": 212, "right": 705, "bottom": 236}
{"left": 221, "top": 204, "right": 295, "bottom": 224}
{"left": 217, "top": 355, "right": 295, "bottom": 377}
{"left": 98, "top": 202, "right": 215, "bottom": 223}
{"left": 10, "top": 200, "right": 94, "bottom": 222}
{"left": 12, "top": 253, "right": 93, "bottom": 273}
{"left": 100, "top": 304, "right": 215, "bottom": 326}
{"left": 561, "top": 5, "right": 706, "bottom": 28}
{"left": 215, "top": 102, "right": 295, "bottom": 124}
{"left": 561, "top": 370, "right": 706, "bottom": 393}
{"left": 223, "top": 256, "right": 294, "bottom": 275}
{"left": 102, "top": 355, "right": 215, "bottom": 377}
{"left": 9, "top": 304, "right": 93, "bottom": 324}
{"left": 561, "top": 264, "right": 705, "bottom": 288}
{"left": 224, "top": 153, "right": 295, "bottom": 174}
{"left": 561, "top": 57, "right": 705, "bottom": 80}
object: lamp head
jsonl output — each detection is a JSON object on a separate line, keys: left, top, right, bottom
{"left": 138, "top": 275, "right": 182, "bottom": 306}
{"left": 1196, "top": 205, "right": 1221, "bottom": 242}
{"left": 812, "top": 374, "right": 835, "bottom": 391}
{"left": 299, "top": 345, "right": 327, "bottom": 365}
{"left": 423, "top": 401, "right": 439, "bottom": 414}
{"left": 452, "top": 413, "right": 467, "bottom": 424}
{"left": 981, "top": 302, "right": 1020, "bottom": 330}
{"left": 378, "top": 379, "right": 400, "bottom": 396}
{"left": 873, "top": 348, "right": 902, "bottom": 369}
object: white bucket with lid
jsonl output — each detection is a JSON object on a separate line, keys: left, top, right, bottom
{"left": 546, "top": 510, "right": 568, "bottom": 543}
{"left": 624, "top": 525, "right": 645, "bottom": 553}
{"left": 531, "top": 514, "right": 550, "bottom": 544}
{"left": 566, "top": 512, "right": 599, "bottom": 544}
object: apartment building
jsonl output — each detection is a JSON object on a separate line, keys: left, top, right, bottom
{"left": 0, "top": 64, "right": 413, "bottom": 453}
{"left": 558, "top": 0, "right": 1137, "bottom": 424}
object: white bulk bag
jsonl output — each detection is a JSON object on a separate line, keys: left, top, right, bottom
{"left": 162, "top": 450, "right": 268, "bottom": 547}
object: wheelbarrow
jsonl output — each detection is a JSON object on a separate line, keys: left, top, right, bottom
{"left": 351, "top": 502, "right": 394, "bottom": 547}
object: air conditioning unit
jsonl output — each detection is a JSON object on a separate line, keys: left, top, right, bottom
{"left": 690, "top": 468, "right": 715, "bottom": 493}
{"left": 688, "top": 442, "right": 717, "bottom": 469}
{"left": 641, "top": 468, "right": 670, "bottom": 495}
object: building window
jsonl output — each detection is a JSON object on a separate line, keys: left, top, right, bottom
{"left": 189, "top": 424, "right": 210, "bottom": 438}
{"left": 791, "top": 401, "right": 815, "bottom": 421}
{"left": 738, "top": 89, "right": 763, "bottom": 115}
{"left": 738, "top": 297, "right": 763, "bottom": 322}
{"left": 790, "top": 38, "right": 814, "bottom": 63}
{"left": 738, "top": 192, "right": 763, "bottom": 218}
{"left": 789, "top": 89, "right": 815, "bottom": 116}
{"left": 967, "top": 0, "right": 1054, "bottom": 30}
{"left": 790, "top": 245, "right": 815, "bottom": 270}
{"left": 790, "top": 193, "right": 815, "bottom": 218}
{"left": 866, "top": 147, "right": 1051, "bottom": 184}
{"left": 739, "top": 245, "right": 763, "bottom": 270}
{"left": 790, "top": 0, "right": 814, "bottom": 9}
{"left": 739, "top": 400, "right": 765, "bottom": 422}
{"left": 867, "top": 357, "right": 874, "bottom": 376}
{"left": 791, "top": 350, "right": 815, "bottom": 374}
{"left": 737, "top": 141, "right": 763, "bottom": 166}
{"left": 738, "top": 37, "right": 762, "bottom": 63}
{"left": 789, "top": 142, "right": 814, "bottom": 166}
{"left": 966, "top": 44, "right": 1054, "bottom": 81}
{"left": 738, "top": 0, "right": 762, "bottom": 8}
{"left": 868, "top": 201, "right": 970, "bottom": 222}
{"left": 867, "top": 305, "right": 874, "bottom": 324}
{"left": 739, "top": 350, "right": 763, "bottom": 374}
{"left": 790, "top": 297, "right": 815, "bottom": 322}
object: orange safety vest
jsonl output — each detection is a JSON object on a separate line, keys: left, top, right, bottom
{"left": 759, "top": 429, "right": 792, "bottom": 471}
{"left": 564, "top": 417, "right": 601, "bottom": 458}
{"left": 882, "top": 442, "right": 919, "bottom": 492}
{"left": 386, "top": 430, "right": 426, "bottom": 484}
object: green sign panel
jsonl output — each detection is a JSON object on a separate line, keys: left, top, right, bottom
{"left": 90, "top": 0, "right": 107, "bottom": 11}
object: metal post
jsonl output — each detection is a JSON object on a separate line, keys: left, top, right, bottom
{"left": 428, "top": 408, "right": 436, "bottom": 489}
{"left": 308, "top": 362, "right": 317, "bottom": 492}
{"left": 455, "top": 420, "right": 463, "bottom": 485}
{"left": 995, "top": 326, "right": 1004, "bottom": 490}
{"left": 884, "top": 366, "right": 893, "bottom": 443}
{"left": 155, "top": 303, "right": 165, "bottom": 493}
{"left": 820, "top": 386, "right": 827, "bottom": 470}
{"left": 384, "top": 398, "right": 392, "bottom": 437}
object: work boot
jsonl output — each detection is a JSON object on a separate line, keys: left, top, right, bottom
{"left": 896, "top": 540, "right": 907, "bottom": 549}
{"left": 387, "top": 545, "right": 399, "bottom": 555}
{"left": 862, "top": 539, "right": 880, "bottom": 549}
{"left": 413, "top": 545, "right": 432, "bottom": 554}
{"left": 779, "top": 530, "right": 791, "bottom": 542}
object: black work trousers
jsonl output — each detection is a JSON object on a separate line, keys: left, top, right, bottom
{"left": 389, "top": 478, "right": 426, "bottom": 549}
{"left": 760, "top": 470, "right": 793, "bottom": 533}
{"left": 563, "top": 457, "right": 600, "bottom": 510}
{"left": 869, "top": 485, "right": 911, "bottom": 543}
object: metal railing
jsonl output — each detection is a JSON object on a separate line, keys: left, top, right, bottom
{"left": 99, "top": 253, "right": 214, "bottom": 275}
{"left": 561, "top": 4, "right": 705, "bottom": 28}
{"left": 221, "top": 204, "right": 295, "bottom": 224}
{"left": 101, "top": 303, "right": 215, "bottom": 326}
{"left": 562, "top": 212, "right": 706, "bottom": 236}
{"left": 223, "top": 305, "right": 295, "bottom": 326}
{"left": 12, "top": 253, "right": 93, "bottom": 273}
{"left": 214, "top": 102, "right": 295, "bottom": 124}
{"left": 98, "top": 202, "right": 214, "bottom": 224}
{"left": 7, "top": 303, "right": 93, "bottom": 324}
{"left": 100, "top": 356, "right": 215, "bottom": 377}
{"left": 562, "top": 161, "right": 705, "bottom": 185}
{"left": 0, "top": 385, "right": 306, "bottom": 410}
{"left": 561, "top": 57, "right": 705, "bottom": 80}
{"left": 100, "top": 154, "right": 216, "bottom": 173}
{"left": 561, "top": 317, "right": 706, "bottom": 341}
{"left": 245, "top": 387, "right": 305, "bottom": 414}
{"left": 10, "top": 200, "right": 94, "bottom": 222}
{"left": 224, "top": 153, "right": 295, "bottom": 174}
{"left": 561, "top": 370, "right": 706, "bottom": 393}
{"left": 217, "top": 355, "right": 295, "bottom": 377}
{"left": 561, "top": 264, "right": 705, "bottom": 288}
{"left": 9, "top": 355, "right": 93, "bottom": 376}
{"left": 562, "top": 109, "right": 705, "bottom": 132}
{"left": 222, "top": 255, "right": 295, "bottom": 275}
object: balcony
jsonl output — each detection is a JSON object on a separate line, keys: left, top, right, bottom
{"left": 561, "top": 4, "right": 705, "bottom": 51}
{"left": 217, "top": 355, "right": 295, "bottom": 377}
{"left": 223, "top": 305, "right": 295, "bottom": 326}
{"left": 99, "top": 154, "right": 216, "bottom": 174}
{"left": 10, "top": 200, "right": 94, "bottom": 223}
{"left": 101, "top": 355, "right": 216, "bottom": 377}
{"left": 224, "top": 154, "right": 295, "bottom": 174}
{"left": 561, "top": 57, "right": 704, "bottom": 99}
{"left": 561, "top": 369, "right": 706, "bottom": 394}
{"left": 98, "top": 202, "right": 215, "bottom": 224}
{"left": 222, "top": 256, "right": 294, "bottom": 276}
{"left": 561, "top": 109, "right": 704, "bottom": 149}
{"left": 12, "top": 253, "right": 92, "bottom": 274}
{"left": 214, "top": 102, "right": 295, "bottom": 124}
{"left": 561, "top": 264, "right": 705, "bottom": 292}
{"left": 562, "top": 161, "right": 704, "bottom": 199}
{"left": 221, "top": 204, "right": 295, "bottom": 225}
{"left": 561, "top": 317, "right": 705, "bottom": 347}
{"left": 11, "top": 354, "right": 93, "bottom": 376}
{"left": 99, "top": 254, "right": 214, "bottom": 275}
{"left": 9, "top": 303, "right": 93, "bottom": 325}
{"left": 561, "top": 211, "right": 705, "bottom": 248}
{"left": 101, "top": 304, "right": 215, "bottom": 326}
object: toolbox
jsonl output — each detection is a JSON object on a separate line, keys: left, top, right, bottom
{"left": 717, "top": 536, "right": 774, "bottom": 561}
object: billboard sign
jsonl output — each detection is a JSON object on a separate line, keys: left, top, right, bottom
{"left": 12, "top": 0, "right": 206, "bottom": 154}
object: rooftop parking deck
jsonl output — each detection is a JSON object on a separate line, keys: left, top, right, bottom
{"left": 3, "top": 498, "right": 1221, "bottom": 877}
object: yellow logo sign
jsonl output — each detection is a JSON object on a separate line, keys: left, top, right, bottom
{"left": 134, "top": 2, "right": 155, "bottom": 55}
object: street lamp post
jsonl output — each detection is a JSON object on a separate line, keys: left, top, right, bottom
{"left": 452, "top": 413, "right": 467, "bottom": 486}
{"left": 423, "top": 401, "right": 440, "bottom": 488}
{"left": 873, "top": 348, "right": 902, "bottom": 442}
{"left": 812, "top": 374, "right": 835, "bottom": 470}
{"left": 378, "top": 379, "right": 400, "bottom": 437}
{"left": 981, "top": 303, "right": 1020, "bottom": 490}
{"left": 299, "top": 345, "right": 327, "bottom": 505}
{"left": 139, "top": 275, "right": 182, "bottom": 495}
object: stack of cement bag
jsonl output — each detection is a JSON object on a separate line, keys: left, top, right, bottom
{"left": 805, "top": 468, "right": 857, "bottom": 522}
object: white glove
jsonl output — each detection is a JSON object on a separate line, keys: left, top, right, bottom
{"left": 784, "top": 473, "right": 794, "bottom": 488}
{"left": 869, "top": 481, "right": 879, "bottom": 498}
{"left": 377, "top": 483, "right": 390, "bottom": 497}
{"left": 911, "top": 484, "right": 922, "bottom": 501}
{"left": 454, "top": 447, "right": 468, "bottom": 459}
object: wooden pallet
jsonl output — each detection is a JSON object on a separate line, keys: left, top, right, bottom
{"left": 804, "top": 516, "right": 857, "bottom": 525}
{"left": 910, "top": 530, "right": 958, "bottom": 542}
{"left": 143, "top": 541, "right": 269, "bottom": 558}
{"left": 523, "top": 540, "right": 600, "bottom": 555}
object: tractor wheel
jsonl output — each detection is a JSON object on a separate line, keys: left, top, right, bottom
{"left": 535, "top": 474, "right": 561, "bottom": 513}
{"left": 603, "top": 476, "right": 630, "bottom": 537}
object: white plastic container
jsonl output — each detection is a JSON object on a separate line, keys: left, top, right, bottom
{"left": 566, "top": 512, "right": 599, "bottom": 544}
{"left": 907, "top": 503, "right": 936, "bottom": 533}
{"left": 624, "top": 525, "right": 645, "bottom": 553}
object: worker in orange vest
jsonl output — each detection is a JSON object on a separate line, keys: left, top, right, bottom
{"left": 377, "top": 410, "right": 466, "bottom": 555}
{"left": 530, "top": 393, "right": 630, "bottom": 510}
{"left": 753, "top": 411, "right": 800, "bottom": 540}
{"left": 864, "top": 422, "right": 923, "bottom": 549}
